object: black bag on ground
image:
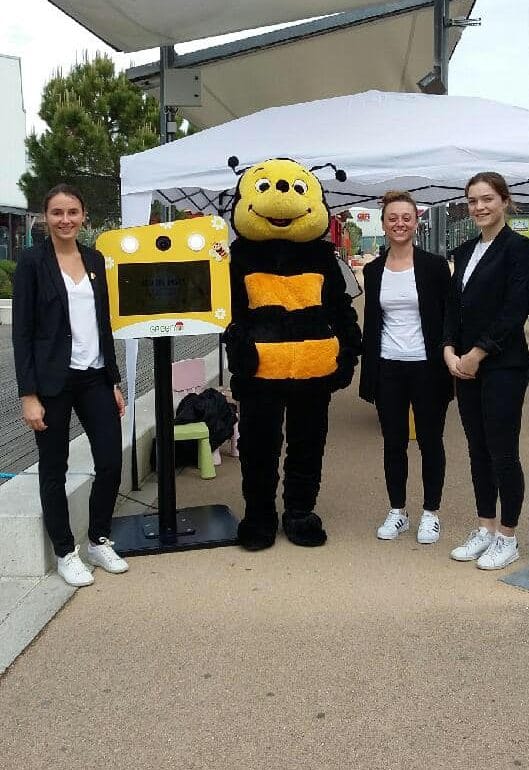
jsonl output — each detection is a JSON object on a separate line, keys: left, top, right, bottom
{"left": 174, "top": 388, "right": 237, "bottom": 451}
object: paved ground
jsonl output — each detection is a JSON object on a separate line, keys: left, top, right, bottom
{"left": 0, "top": 327, "right": 218, "bottom": 483}
{"left": 2, "top": 294, "right": 529, "bottom": 768}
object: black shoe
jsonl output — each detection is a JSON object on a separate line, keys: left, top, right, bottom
{"left": 282, "top": 511, "right": 327, "bottom": 547}
{"left": 237, "top": 518, "right": 276, "bottom": 551}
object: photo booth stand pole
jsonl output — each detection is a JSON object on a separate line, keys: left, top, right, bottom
{"left": 154, "top": 337, "right": 178, "bottom": 541}
{"left": 110, "top": 46, "right": 238, "bottom": 556}
{"left": 218, "top": 335, "right": 224, "bottom": 387}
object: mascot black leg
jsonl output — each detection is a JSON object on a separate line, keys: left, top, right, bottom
{"left": 282, "top": 391, "right": 331, "bottom": 547}
{"left": 237, "top": 394, "right": 285, "bottom": 550}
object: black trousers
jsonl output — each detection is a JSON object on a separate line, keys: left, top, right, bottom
{"left": 238, "top": 390, "right": 331, "bottom": 528}
{"left": 375, "top": 359, "right": 449, "bottom": 511}
{"left": 35, "top": 368, "right": 122, "bottom": 557}
{"left": 456, "top": 368, "right": 527, "bottom": 528}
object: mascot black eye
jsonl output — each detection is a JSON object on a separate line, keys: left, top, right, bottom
{"left": 293, "top": 179, "right": 308, "bottom": 195}
{"left": 255, "top": 178, "right": 271, "bottom": 193}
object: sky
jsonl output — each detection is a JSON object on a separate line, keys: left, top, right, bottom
{"left": 1, "top": 0, "right": 528, "bottom": 136}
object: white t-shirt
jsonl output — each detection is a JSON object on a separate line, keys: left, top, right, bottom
{"left": 462, "top": 239, "right": 492, "bottom": 288}
{"left": 379, "top": 267, "right": 427, "bottom": 361}
{"left": 62, "top": 272, "right": 104, "bottom": 370}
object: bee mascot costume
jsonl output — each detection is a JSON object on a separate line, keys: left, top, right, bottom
{"left": 224, "top": 157, "right": 362, "bottom": 551}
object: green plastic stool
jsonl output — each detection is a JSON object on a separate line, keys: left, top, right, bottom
{"left": 173, "top": 421, "right": 216, "bottom": 479}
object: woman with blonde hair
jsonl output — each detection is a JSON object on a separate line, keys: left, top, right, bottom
{"left": 444, "top": 172, "right": 529, "bottom": 570}
{"left": 360, "top": 191, "right": 453, "bottom": 543}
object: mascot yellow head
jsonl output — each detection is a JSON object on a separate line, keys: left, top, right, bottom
{"left": 230, "top": 157, "right": 343, "bottom": 243}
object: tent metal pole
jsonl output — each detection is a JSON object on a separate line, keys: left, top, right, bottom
{"left": 430, "top": 0, "right": 449, "bottom": 256}
{"left": 159, "top": 45, "right": 169, "bottom": 146}
{"left": 434, "top": 0, "right": 449, "bottom": 85}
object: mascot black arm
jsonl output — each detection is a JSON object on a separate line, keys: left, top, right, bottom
{"left": 223, "top": 241, "right": 258, "bottom": 378}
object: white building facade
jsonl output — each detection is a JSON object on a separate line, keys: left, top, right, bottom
{"left": 0, "top": 54, "right": 27, "bottom": 260}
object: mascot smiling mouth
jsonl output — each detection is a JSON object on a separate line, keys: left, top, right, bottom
{"left": 249, "top": 206, "right": 308, "bottom": 228}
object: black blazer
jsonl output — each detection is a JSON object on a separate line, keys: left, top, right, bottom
{"left": 443, "top": 225, "right": 529, "bottom": 371}
{"left": 359, "top": 246, "right": 453, "bottom": 403}
{"left": 12, "top": 238, "right": 120, "bottom": 397}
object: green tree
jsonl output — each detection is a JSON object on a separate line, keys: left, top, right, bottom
{"left": 20, "top": 55, "right": 185, "bottom": 225}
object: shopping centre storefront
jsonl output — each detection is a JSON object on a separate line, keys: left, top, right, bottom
{"left": 0, "top": 207, "right": 28, "bottom": 262}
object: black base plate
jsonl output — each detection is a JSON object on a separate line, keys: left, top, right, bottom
{"left": 111, "top": 505, "right": 239, "bottom": 556}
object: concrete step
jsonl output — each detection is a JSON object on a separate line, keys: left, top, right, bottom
{"left": 0, "top": 388, "right": 156, "bottom": 578}
{"left": 0, "top": 574, "right": 75, "bottom": 674}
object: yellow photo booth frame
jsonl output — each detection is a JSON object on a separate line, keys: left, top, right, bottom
{"left": 96, "top": 216, "right": 231, "bottom": 339}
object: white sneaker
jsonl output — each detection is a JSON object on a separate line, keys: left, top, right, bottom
{"left": 417, "top": 511, "right": 441, "bottom": 544}
{"left": 450, "top": 527, "right": 495, "bottom": 561}
{"left": 377, "top": 509, "right": 409, "bottom": 540}
{"left": 57, "top": 545, "right": 94, "bottom": 587}
{"left": 87, "top": 538, "right": 129, "bottom": 574}
{"left": 477, "top": 533, "right": 519, "bottom": 571}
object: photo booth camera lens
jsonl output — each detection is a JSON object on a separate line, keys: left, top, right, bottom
{"left": 155, "top": 235, "right": 172, "bottom": 251}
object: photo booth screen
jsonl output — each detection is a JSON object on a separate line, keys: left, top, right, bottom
{"left": 118, "top": 261, "right": 212, "bottom": 316}
{"left": 96, "top": 217, "right": 231, "bottom": 339}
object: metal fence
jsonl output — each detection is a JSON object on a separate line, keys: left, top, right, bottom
{"left": 417, "top": 215, "right": 479, "bottom": 255}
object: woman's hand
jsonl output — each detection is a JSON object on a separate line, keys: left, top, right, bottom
{"left": 444, "top": 347, "right": 463, "bottom": 377}
{"left": 113, "top": 385, "right": 126, "bottom": 418}
{"left": 457, "top": 348, "right": 487, "bottom": 379}
{"left": 21, "top": 395, "right": 47, "bottom": 431}
{"left": 444, "top": 347, "right": 474, "bottom": 380}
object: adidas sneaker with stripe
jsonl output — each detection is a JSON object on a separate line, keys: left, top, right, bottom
{"left": 377, "top": 509, "right": 409, "bottom": 540}
{"left": 417, "top": 511, "right": 441, "bottom": 544}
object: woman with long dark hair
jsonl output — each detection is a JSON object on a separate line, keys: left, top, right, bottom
{"left": 360, "top": 191, "right": 453, "bottom": 543}
{"left": 12, "top": 184, "right": 128, "bottom": 586}
{"left": 444, "top": 172, "right": 529, "bottom": 570}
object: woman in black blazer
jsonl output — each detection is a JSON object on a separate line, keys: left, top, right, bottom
{"left": 12, "top": 184, "right": 129, "bottom": 587}
{"left": 444, "top": 172, "right": 529, "bottom": 571}
{"left": 360, "top": 191, "right": 453, "bottom": 544}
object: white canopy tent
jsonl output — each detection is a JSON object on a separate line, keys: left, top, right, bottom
{"left": 49, "top": 0, "right": 419, "bottom": 51}
{"left": 120, "top": 90, "right": 529, "bottom": 227}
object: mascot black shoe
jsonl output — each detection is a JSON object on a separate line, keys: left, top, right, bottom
{"left": 238, "top": 515, "right": 277, "bottom": 551}
{"left": 282, "top": 511, "right": 327, "bottom": 547}
{"left": 224, "top": 157, "right": 362, "bottom": 550}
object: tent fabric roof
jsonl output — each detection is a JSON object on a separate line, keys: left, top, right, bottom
{"left": 120, "top": 90, "right": 529, "bottom": 215}
{"left": 48, "top": 0, "right": 394, "bottom": 52}
{"left": 128, "top": 1, "right": 474, "bottom": 130}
